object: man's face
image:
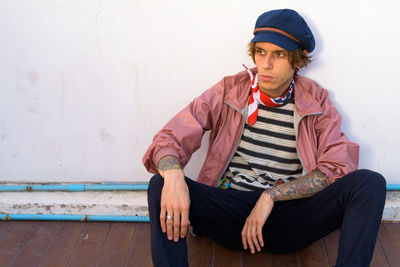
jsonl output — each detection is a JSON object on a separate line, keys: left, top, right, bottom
{"left": 254, "top": 42, "right": 295, "bottom": 98}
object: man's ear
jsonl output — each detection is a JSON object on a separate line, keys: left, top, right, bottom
{"left": 297, "top": 49, "right": 308, "bottom": 69}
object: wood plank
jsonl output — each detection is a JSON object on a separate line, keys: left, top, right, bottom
{"left": 67, "top": 222, "right": 110, "bottom": 266}
{"left": 213, "top": 243, "right": 241, "bottom": 267}
{"left": 11, "top": 221, "right": 60, "bottom": 267}
{"left": 323, "top": 229, "right": 340, "bottom": 266}
{"left": 370, "top": 237, "right": 389, "bottom": 267}
{"left": 187, "top": 234, "right": 213, "bottom": 267}
{"left": 125, "top": 222, "right": 152, "bottom": 267}
{"left": 298, "top": 239, "right": 329, "bottom": 267}
{"left": 0, "top": 221, "right": 10, "bottom": 237}
{"left": 0, "top": 221, "right": 34, "bottom": 266}
{"left": 39, "top": 221, "right": 84, "bottom": 267}
{"left": 270, "top": 252, "right": 300, "bottom": 267}
{"left": 323, "top": 227, "right": 389, "bottom": 266}
{"left": 378, "top": 222, "right": 400, "bottom": 266}
{"left": 96, "top": 222, "right": 136, "bottom": 267}
{"left": 242, "top": 250, "right": 270, "bottom": 267}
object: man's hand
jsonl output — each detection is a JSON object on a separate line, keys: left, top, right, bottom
{"left": 241, "top": 192, "right": 274, "bottom": 254}
{"left": 158, "top": 156, "right": 190, "bottom": 242}
{"left": 241, "top": 170, "right": 328, "bottom": 253}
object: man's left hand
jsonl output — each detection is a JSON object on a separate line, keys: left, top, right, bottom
{"left": 241, "top": 192, "right": 274, "bottom": 254}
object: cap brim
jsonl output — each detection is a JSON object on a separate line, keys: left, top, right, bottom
{"left": 251, "top": 31, "right": 299, "bottom": 51}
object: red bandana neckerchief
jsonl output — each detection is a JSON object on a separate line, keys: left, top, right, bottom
{"left": 243, "top": 64, "right": 294, "bottom": 126}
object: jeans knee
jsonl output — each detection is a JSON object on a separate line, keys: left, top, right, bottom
{"left": 352, "top": 169, "right": 386, "bottom": 197}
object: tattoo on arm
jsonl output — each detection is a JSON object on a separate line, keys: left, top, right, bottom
{"left": 157, "top": 156, "right": 182, "bottom": 172}
{"left": 264, "top": 170, "right": 328, "bottom": 202}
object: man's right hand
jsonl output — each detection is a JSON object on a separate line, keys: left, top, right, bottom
{"left": 158, "top": 157, "right": 190, "bottom": 242}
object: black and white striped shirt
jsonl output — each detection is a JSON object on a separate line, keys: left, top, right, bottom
{"left": 224, "top": 96, "right": 303, "bottom": 191}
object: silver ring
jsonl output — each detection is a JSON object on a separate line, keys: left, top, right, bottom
{"left": 166, "top": 215, "right": 173, "bottom": 220}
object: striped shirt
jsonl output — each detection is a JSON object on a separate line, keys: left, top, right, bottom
{"left": 224, "top": 95, "right": 303, "bottom": 191}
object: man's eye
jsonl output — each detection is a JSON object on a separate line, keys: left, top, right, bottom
{"left": 256, "top": 49, "right": 264, "bottom": 55}
{"left": 277, "top": 52, "right": 286, "bottom": 57}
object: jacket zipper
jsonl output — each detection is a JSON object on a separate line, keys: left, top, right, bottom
{"left": 294, "top": 110, "right": 322, "bottom": 174}
{"left": 216, "top": 100, "right": 247, "bottom": 182}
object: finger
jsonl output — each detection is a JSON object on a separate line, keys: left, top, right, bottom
{"left": 246, "top": 223, "right": 255, "bottom": 254}
{"left": 160, "top": 207, "right": 166, "bottom": 233}
{"left": 180, "top": 210, "right": 189, "bottom": 238}
{"left": 257, "top": 225, "right": 264, "bottom": 248}
{"left": 251, "top": 224, "right": 261, "bottom": 252}
{"left": 166, "top": 211, "right": 173, "bottom": 240}
{"left": 173, "top": 211, "right": 180, "bottom": 242}
{"left": 241, "top": 224, "right": 248, "bottom": 250}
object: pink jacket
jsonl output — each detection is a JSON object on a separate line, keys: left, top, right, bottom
{"left": 143, "top": 68, "right": 359, "bottom": 186}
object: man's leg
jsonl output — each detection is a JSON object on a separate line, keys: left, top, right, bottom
{"left": 148, "top": 169, "right": 386, "bottom": 266}
{"left": 260, "top": 169, "right": 386, "bottom": 267}
{"left": 148, "top": 174, "right": 189, "bottom": 267}
{"left": 147, "top": 174, "right": 263, "bottom": 267}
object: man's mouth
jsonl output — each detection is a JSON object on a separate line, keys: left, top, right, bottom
{"left": 260, "top": 74, "right": 274, "bottom": 82}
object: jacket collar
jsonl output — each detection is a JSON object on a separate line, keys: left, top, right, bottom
{"left": 223, "top": 69, "right": 253, "bottom": 112}
{"left": 293, "top": 75, "right": 323, "bottom": 117}
{"left": 224, "top": 68, "right": 322, "bottom": 117}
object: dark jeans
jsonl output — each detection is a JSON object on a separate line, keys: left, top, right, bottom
{"left": 147, "top": 169, "right": 386, "bottom": 267}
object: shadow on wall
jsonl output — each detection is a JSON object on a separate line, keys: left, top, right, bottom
{"left": 298, "top": 14, "right": 374, "bottom": 169}
{"left": 300, "top": 13, "right": 324, "bottom": 74}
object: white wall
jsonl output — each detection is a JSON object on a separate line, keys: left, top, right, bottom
{"left": 0, "top": 0, "right": 399, "bottom": 183}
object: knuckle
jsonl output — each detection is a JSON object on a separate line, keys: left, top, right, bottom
{"left": 181, "top": 206, "right": 189, "bottom": 212}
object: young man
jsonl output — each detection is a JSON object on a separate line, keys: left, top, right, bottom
{"left": 143, "top": 9, "right": 386, "bottom": 267}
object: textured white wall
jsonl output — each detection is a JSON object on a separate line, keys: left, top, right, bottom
{"left": 0, "top": 0, "right": 399, "bottom": 183}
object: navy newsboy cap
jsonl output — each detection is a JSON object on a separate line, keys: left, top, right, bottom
{"left": 251, "top": 9, "right": 315, "bottom": 53}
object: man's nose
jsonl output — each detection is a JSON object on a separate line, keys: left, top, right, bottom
{"left": 262, "top": 55, "right": 273, "bottom": 70}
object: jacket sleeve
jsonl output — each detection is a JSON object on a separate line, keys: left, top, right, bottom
{"left": 142, "top": 83, "right": 225, "bottom": 174}
{"left": 314, "top": 90, "right": 360, "bottom": 184}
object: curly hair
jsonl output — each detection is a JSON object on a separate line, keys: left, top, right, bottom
{"left": 247, "top": 42, "right": 312, "bottom": 74}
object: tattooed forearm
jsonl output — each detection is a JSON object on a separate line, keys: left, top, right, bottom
{"left": 157, "top": 156, "right": 182, "bottom": 172}
{"left": 264, "top": 170, "right": 328, "bottom": 202}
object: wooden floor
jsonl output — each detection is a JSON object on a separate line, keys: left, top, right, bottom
{"left": 0, "top": 221, "right": 399, "bottom": 267}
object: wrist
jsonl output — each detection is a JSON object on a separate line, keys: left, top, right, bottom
{"left": 161, "top": 168, "right": 185, "bottom": 181}
{"left": 263, "top": 189, "right": 276, "bottom": 202}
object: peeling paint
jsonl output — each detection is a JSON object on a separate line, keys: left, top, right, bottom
{"left": 44, "top": 205, "right": 53, "bottom": 211}
{"left": 0, "top": 133, "right": 10, "bottom": 140}
{"left": 13, "top": 204, "right": 32, "bottom": 209}
{"left": 24, "top": 105, "right": 38, "bottom": 114}
{"left": 99, "top": 127, "right": 115, "bottom": 143}
{"left": 28, "top": 69, "right": 39, "bottom": 86}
